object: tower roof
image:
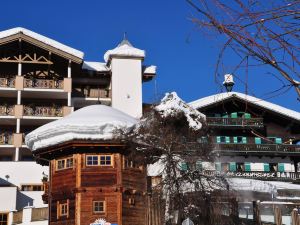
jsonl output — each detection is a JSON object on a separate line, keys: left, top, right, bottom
{"left": 104, "top": 37, "right": 145, "bottom": 62}
{"left": 25, "top": 105, "right": 137, "bottom": 151}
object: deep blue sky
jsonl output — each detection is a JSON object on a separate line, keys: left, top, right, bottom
{"left": 0, "top": 0, "right": 298, "bottom": 111}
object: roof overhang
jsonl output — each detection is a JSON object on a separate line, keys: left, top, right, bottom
{"left": 0, "top": 28, "right": 84, "bottom": 64}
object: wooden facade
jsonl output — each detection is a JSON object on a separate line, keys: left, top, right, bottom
{"left": 35, "top": 143, "right": 148, "bottom": 225}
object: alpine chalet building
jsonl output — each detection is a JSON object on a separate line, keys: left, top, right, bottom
{"left": 0, "top": 27, "right": 156, "bottom": 225}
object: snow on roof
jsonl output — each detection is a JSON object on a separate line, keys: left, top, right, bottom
{"left": 143, "top": 65, "right": 157, "bottom": 74}
{"left": 228, "top": 178, "right": 300, "bottom": 193}
{"left": 189, "top": 92, "right": 300, "bottom": 121}
{"left": 25, "top": 105, "right": 137, "bottom": 151}
{"left": 155, "top": 92, "right": 206, "bottom": 130}
{"left": 0, "top": 27, "right": 84, "bottom": 59}
{"left": 82, "top": 61, "right": 110, "bottom": 72}
{"left": 104, "top": 39, "right": 145, "bottom": 62}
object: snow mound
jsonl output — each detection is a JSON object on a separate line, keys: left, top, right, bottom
{"left": 155, "top": 92, "right": 206, "bottom": 130}
{"left": 82, "top": 61, "right": 109, "bottom": 72}
{"left": 104, "top": 39, "right": 145, "bottom": 62}
{"left": 25, "top": 105, "right": 137, "bottom": 151}
{"left": 0, "top": 27, "right": 84, "bottom": 59}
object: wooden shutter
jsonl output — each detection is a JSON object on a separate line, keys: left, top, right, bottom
{"left": 245, "top": 163, "right": 251, "bottom": 172}
{"left": 242, "top": 137, "right": 247, "bottom": 144}
{"left": 264, "top": 163, "right": 270, "bottom": 172}
{"left": 216, "top": 136, "right": 221, "bottom": 143}
{"left": 231, "top": 112, "right": 238, "bottom": 118}
{"left": 229, "top": 162, "right": 237, "bottom": 172}
{"left": 244, "top": 113, "right": 251, "bottom": 119}
{"left": 233, "top": 137, "right": 238, "bottom": 144}
{"left": 255, "top": 137, "right": 261, "bottom": 144}
{"left": 278, "top": 163, "right": 285, "bottom": 172}
{"left": 225, "top": 136, "right": 230, "bottom": 143}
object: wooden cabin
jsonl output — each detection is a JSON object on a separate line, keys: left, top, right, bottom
{"left": 25, "top": 105, "right": 148, "bottom": 225}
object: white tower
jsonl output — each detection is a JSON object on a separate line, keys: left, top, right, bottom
{"left": 104, "top": 38, "right": 145, "bottom": 118}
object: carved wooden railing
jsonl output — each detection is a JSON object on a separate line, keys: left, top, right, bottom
{"left": 74, "top": 88, "right": 111, "bottom": 98}
{"left": 31, "top": 207, "right": 48, "bottom": 221}
{"left": 12, "top": 210, "right": 23, "bottom": 224}
{"left": 23, "top": 105, "right": 63, "bottom": 117}
{"left": 0, "top": 77, "right": 15, "bottom": 88}
{"left": 0, "top": 133, "right": 13, "bottom": 145}
{"left": 0, "top": 105, "right": 14, "bottom": 116}
{"left": 24, "top": 78, "right": 63, "bottom": 89}
{"left": 214, "top": 143, "right": 300, "bottom": 153}
{"left": 207, "top": 117, "right": 264, "bottom": 127}
{"left": 202, "top": 170, "right": 300, "bottom": 181}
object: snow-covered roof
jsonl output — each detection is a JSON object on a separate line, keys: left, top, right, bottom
{"left": 228, "top": 178, "right": 300, "bottom": 193}
{"left": 25, "top": 105, "right": 137, "bottom": 151}
{"left": 155, "top": 92, "right": 206, "bottom": 130}
{"left": 82, "top": 61, "right": 110, "bottom": 72}
{"left": 189, "top": 92, "right": 300, "bottom": 121}
{"left": 143, "top": 65, "right": 157, "bottom": 74}
{"left": 104, "top": 39, "right": 145, "bottom": 62}
{"left": 0, "top": 27, "right": 84, "bottom": 59}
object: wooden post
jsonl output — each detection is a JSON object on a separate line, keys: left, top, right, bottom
{"left": 291, "top": 209, "right": 300, "bottom": 225}
{"left": 274, "top": 207, "right": 282, "bottom": 225}
{"left": 253, "top": 201, "right": 261, "bottom": 225}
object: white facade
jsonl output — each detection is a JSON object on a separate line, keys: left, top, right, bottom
{"left": 111, "top": 58, "right": 143, "bottom": 118}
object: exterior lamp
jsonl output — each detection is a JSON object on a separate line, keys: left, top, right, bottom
{"left": 223, "top": 74, "right": 235, "bottom": 92}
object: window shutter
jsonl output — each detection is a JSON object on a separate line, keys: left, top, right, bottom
{"left": 264, "top": 163, "right": 270, "bottom": 172}
{"left": 278, "top": 163, "right": 285, "bottom": 172}
{"left": 222, "top": 114, "right": 229, "bottom": 118}
{"left": 181, "top": 162, "right": 188, "bottom": 171}
{"left": 245, "top": 163, "right": 251, "bottom": 172}
{"left": 233, "top": 137, "right": 238, "bottom": 144}
{"left": 196, "top": 161, "right": 202, "bottom": 171}
{"left": 275, "top": 138, "right": 282, "bottom": 144}
{"left": 242, "top": 137, "right": 247, "bottom": 144}
{"left": 216, "top": 136, "right": 221, "bottom": 143}
{"left": 244, "top": 113, "right": 251, "bottom": 119}
{"left": 255, "top": 137, "right": 261, "bottom": 144}
{"left": 225, "top": 136, "right": 230, "bottom": 143}
{"left": 231, "top": 112, "right": 238, "bottom": 118}
{"left": 215, "top": 162, "right": 221, "bottom": 172}
{"left": 229, "top": 162, "right": 237, "bottom": 172}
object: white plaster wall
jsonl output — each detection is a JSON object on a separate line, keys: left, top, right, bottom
{"left": 18, "top": 191, "right": 47, "bottom": 208}
{"left": 0, "top": 162, "right": 48, "bottom": 187}
{"left": 111, "top": 58, "right": 142, "bottom": 118}
{"left": 0, "top": 187, "right": 17, "bottom": 211}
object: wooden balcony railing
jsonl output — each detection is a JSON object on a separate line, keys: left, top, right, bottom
{"left": 202, "top": 170, "right": 300, "bottom": 181}
{"left": 42, "top": 181, "right": 49, "bottom": 204}
{"left": 0, "top": 133, "right": 13, "bottom": 145}
{"left": 213, "top": 143, "right": 300, "bottom": 153}
{"left": 0, "top": 77, "right": 15, "bottom": 88}
{"left": 24, "top": 106, "right": 63, "bottom": 117}
{"left": 31, "top": 208, "right": 48, "bottom": 221}
{"left": 74, "top": 88, "right": 111, "bottom": 98}
{"left": 207, "top": 117, "right": 264, "bottom": 127}
{"left": 0, "top": 105, "right": 14, "bottom": 116}
{"left": 12, "top": 210, "right": 23, "bottom": 224}
{"left": 24, "top": 78, "right": 63, "bottom": 89}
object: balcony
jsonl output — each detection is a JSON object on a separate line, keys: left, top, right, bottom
{"left": 24, "top": 78, "right": 63, "bottom": 89}
{"left": 213, "top": 143, "right": 300, "bottom": 156}
{"left": 0, "top": 133, "right": 13, "bottom": 145}
{"left": 23, "top": 105, "right": 63, "bottom": 117}
{"left": 0, "top": 105, "right": 14, "bottom": 116}
{"left": 12, "top": 207, "right": 48, "bottom": 224}
{"left": 202, "top": 170, "right": 300, "bottom": 181}
{"left": 72, "top": 87, "right": 112, "bottom": 107}
{"left": 0, "top": 77, "right": 15, "bottom": 88}
{"left": 206, "top": 117, "right": 264, "bottom": 128}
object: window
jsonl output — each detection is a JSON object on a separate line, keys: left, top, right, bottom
{"left": 216, "top": 136, "right": 230, "bottom": 143}
{"left": 60, "top": 203, "right": 68, "bottom": 216}
{"left": 56, "top": 157, "right": 73, "bottom": 170}
{"left": 93, "top": 201, "right": 105, "bottom": 213}
{"left": 21, "top": 184, "right": 43, "bottom": 191}
{"left": 0, "top": 213, "right": 8, "bottom": 225}
{"left": 86, "top": 155, "right": 112, "bottom": 166}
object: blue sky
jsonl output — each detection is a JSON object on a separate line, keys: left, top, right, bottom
{"left": 0, "top": 0, "right": 298, "bottom": 111}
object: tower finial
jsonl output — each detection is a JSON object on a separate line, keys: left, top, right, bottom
{"left": 123, "top": 32, "right": 127, "bottom": 41}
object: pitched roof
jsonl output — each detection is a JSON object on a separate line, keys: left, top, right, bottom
{"left": 0, "top": 27, "right": 84, "bottom": 59}
{"left": 189, "top": 92, "right": 300, "bottom": 121}
{"left": 82, "top": 61, "right": 109, "bottom": 72}
{"left": 104, "top": 38, "right": 145, "bottom": 62}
